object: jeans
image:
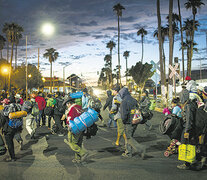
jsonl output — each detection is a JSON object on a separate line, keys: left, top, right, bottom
{"left": 124, "top": 124, "right": 145, "bottom": 155}
{"left": 107, "top": 114, "right": 117, "bottom": 128}
{"left": 53, "top": 114, "right": 64, "bottom": 134}
{"left": 36, "top": 110, "right": 43, "bottom": 127}
{"left": 26, "top": 114, "right": 35, "bottom": 135}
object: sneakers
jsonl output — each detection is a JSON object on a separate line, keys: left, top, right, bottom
{"left": 177, "top": 164, "right": 190, "bottom": 170}
{"left": 81, "top": 152, "right": 89, "bottom": 162}
{"left": 122, "top": 152, "right": 132, "bottom": 158}
{"left": 5, "top": 157, "right": 17, "bottom": 162}
{"left": 72, "top": 159, "right": 81, "bottom": 163}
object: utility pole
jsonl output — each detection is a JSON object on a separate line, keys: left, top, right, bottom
{"left": 26, "top": 36, "right": 28, "bottom": 100}
{"left": 38, "top": 48, "right": 40, "bottom": 91}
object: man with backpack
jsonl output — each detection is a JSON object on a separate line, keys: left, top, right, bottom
{"left": 52, "top": 92, "right": 65, "bottom": 136}
{"left": 2, "top": 96, "right": 24, "bottom": 161}
{"left": 22, "top": 93, "right": 39, "bottom": 139}
{"left": 119, "top": 87, "right": 146, "bottom": 159}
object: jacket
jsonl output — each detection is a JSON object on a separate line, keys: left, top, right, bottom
{"left": 82, "top": 94, "right": 89, "bottom": 110}
{"left": 119, "top": 87, "right": 138, "bottom": 124}
{"left": 35, "top": 96, "right": 46, "bottom": 111}
{"left": 103, "top": 90, "right": 113, "bottom": 111}
{"left": 111, "top": 93, "right": 122, "bottom": 120}
{"left": 46, "top": 98, "right": 56, "bottom": 107}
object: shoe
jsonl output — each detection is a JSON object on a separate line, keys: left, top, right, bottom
{"left": 122, "top": 153, "right": 132, "bottom": 158}
{"left": 81, "top": 152, "right": 89, "bottom": 162}
{"left": 177, "top": 164, "right": 190, "bottom": 170}
{"left": 72, "top": 159, "right": 81, "bottom": 163}
{"left": 5, "top": 157, "right": 16, "bottom": 162}
{"left": 58, "top": 133, "right": 64, "bottom": 137}
{"left": 112, "top": 142, "right": 120, "bottom": 147}
{"left": 19, "top": 141, "right": 23, "bottom": 150}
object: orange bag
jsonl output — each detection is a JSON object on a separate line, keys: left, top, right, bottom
{"left": 9, "top": 111, "right": 27, "bottom": 119}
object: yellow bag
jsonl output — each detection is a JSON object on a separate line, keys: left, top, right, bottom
{"left": 178, "top": 144, "right": 196, "bottom": 163}
{"left": 9, "top": 111, "right": 27, "bottom": 119}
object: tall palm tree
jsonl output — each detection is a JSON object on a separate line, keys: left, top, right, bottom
{"left": 183, "top": 19, "right": 199, "bottom": 74}
{"left": 137, "top": 28, "right": 147, "bottom": 63}
{"left": 106, "top": 40, "right": 116, "bottom": 86}
{"left": 0, "top": 35, "right": 6, "bottom": 59}
{"left": 2, "top": 23, "right": 10, "bottom": 62}
{"left": 168, "top": 0, "right": 174, "bottom": 94}
{"left": 177, "top": 0, "right": 185, "bottom": 80}
{"left": 157, "top": 0, "right": 166, "bottom": 105}
{"left": 2, "top": 23, "right": 19, "bottom": 92}
{"left": 104, "top": 54, "right": 111, "bottom": 87}
{"left": 123, "top": 51, "right": 130, "bottom": 86}
{"left": 43, "top": 48, "right": 59, "bottom": 92}
{"left": 185, "top": 0, "right": 205, "bottom": 76}
{"left": 113, "top": 3, "right": 125, "bottom": 85}
{"left": 14, "top": 25, "right": 24, "bottom": 68}
{"left": 153, "top": 26, "right": 168, "bottom": 84}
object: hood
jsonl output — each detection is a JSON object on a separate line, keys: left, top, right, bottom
{"left": 119, "top": 87, "right": 130, "bottom": 99}
{"left": 180, "top": 88, "right": 189, "bottom": 104}
{"left": 107, "top": 90, "right": 112, "bottom": 97}
{"left": 186, "top": 80, "right": 197, "bottom": 92}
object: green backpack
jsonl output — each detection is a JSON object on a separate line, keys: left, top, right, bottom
{"left": 31, "top": 102, "right": 39, "bottom": 116}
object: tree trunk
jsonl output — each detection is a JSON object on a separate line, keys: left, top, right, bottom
{"left": 162, "top": 42, "right": 166, "bottom": 86}
{"left": 15, "top": 44, "right": 18, "bottom": 69}
{"left": 118, "top": 15, "right": 121, "bottom": 85}
{"left": 177, "top": 0, "right": 185, "bottom": 80}
{"left": 8, "top": 42, "right": 14, "bottom": 92}
{"left": 141, "top": 36, "right": 144, "bottom": 63}
{"left": 157, "top": 0, "right": 166, "bottom": 106}
{"left": 126, "top": 57, "right": 128, "bottom": 86}
{"left": 110, "top": 49, "right": 113, "bottom": 87}
{"left": 168, "top": 0, "right": 173, "bottom": 100}
{"left": 7, "top": 42, "right": 9, "bottom": 62}
{"left": 50, "top": 61, "right": 52, "bottom": 93}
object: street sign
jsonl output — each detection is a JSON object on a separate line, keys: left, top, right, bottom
{"left": 169, "top": 63, "right": 180, "bottom": 79}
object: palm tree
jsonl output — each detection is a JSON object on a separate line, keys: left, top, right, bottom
{"left": 113, "top": 3, "right": 125, "bottom": 85}
{"left": 2, "top": 23, "right": 19, "bottom": 92}
{"left": 2, "top": 23, "right": 10, "bottom": 61}
{"left": 168, "top": 0, "right": 174, "bottom": 94}
{"left": 177, "top": 0, "right": 185, "bottom": 80}
{"left": 154, "top": 26, "right": 168, "bottom": 82}
{"left": 43, "top": 48, "right": 59, "bottom": 92}
{"left": 157, "top": 0, "right": 166, "bottom": 105}
{"left": 183, "top": 19, "right": 200, "bottom": 76}
{"left": 0, "top": 35, "right": 6, "bottom": 59}
{"left": 14, "top": 25, "right": 24, "bottom": 68}
{"left": 106, "top": 40, "right": 116, "bottom": 86}
{"left": 104, "top": 54, "right": 111, "bottom": 87}
{"left": 185, "top": 0, "right": 205, "bottom": 76}
{"left": 137, "top": 28, "right": 147, "bottom": 63}
{"left": 123, "top": 51, "right": 130, "bottom": 86}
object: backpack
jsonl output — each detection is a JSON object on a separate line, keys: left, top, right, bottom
{"left": 195, "top": 105, "right": 207, "bottom": 137}
{"left": 4, "top": 103, "right": 23, "bottom": 128}
{"left": 88, "top": 96, "right": 102, "bottom": 110}
{"left": 55, "top": 97, "right": 65, "bottom": 114}
{"left": 84, "top": 123, "right": 98, "bottom": 138}
{"left": 44, "top": 106, "right": 54, "bottom": 116}
{"left": 31, "top": 102, "right": 39, "bottom": 116}
{"left": 22, "top": 101, "right": 32, "bottom": 113}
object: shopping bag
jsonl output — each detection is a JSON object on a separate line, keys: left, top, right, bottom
{"left": 178, "top": 144, "right": 196, "bottom": 163}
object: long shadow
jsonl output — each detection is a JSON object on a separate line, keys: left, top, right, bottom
{"left": 134, "top": 133, "right": 157, "bottom": 143}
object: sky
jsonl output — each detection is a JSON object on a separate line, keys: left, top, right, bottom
{"left": 0, "top": 0, "right": 207, "bottom": 85}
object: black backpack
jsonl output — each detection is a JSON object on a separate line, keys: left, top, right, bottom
{"left": 55, "top": 97, "right": 65, "bottom": 114}
{"left": 195, "top": 106, "right": 207, "bottom": 137}
{"left": 84, "top": 123, "right": 98, "bottom": 138}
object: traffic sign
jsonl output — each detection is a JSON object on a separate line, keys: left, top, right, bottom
{"left": 169, "top": 63, "right": 180, "bottom": 79}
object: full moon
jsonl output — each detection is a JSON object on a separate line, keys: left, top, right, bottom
{"left": 41, "top": 23, "right": 55, "bottom": 36}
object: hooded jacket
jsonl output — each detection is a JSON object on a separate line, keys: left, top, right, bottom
{"left": 111, "top": 93, "right": 122, "bottom": 120}
{"left": 119, "top": 87, "right": 138, "bottom": 124}
{"left": 103, "top": 90, "right": 113, "bottom": 111}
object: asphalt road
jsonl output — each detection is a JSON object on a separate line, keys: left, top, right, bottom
{"left": 0, "top": 90, "right": 206, "bottom": 180}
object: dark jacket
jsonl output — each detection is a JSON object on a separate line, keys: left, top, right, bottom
{"left": 103, "top": 90, "right": 113, "bottom": 111}
{"left": 119, "top": 87, "right": 138, "bottom": 124}
{"left": 54, "top": 96, "right": 65, "bottom": 116}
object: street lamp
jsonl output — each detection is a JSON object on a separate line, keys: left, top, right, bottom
{"left": 28, "top": 74, "right": 32, "bottom": 78}
{"left": 1, "top": 67, "right": 9, "bottom": 91}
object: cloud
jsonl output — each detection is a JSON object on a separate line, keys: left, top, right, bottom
{"left": 78, "top": 20, "right": 98, "bottom": 26}
{"left": 58, "top": 61, "right": 72, "bottom": 66}
{"left": 121, "top": 16, "right": 136, "bottom": 23}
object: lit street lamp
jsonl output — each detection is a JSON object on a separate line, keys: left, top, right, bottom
{"left": 1, "top": 67, "right": 9, "bottom": 91}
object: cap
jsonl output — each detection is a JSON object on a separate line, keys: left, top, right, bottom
{"left": 185, "top": 76, "right": 191, "bottom": 81}
{"left": 15, "top": 94, "right": 21, "bottom": 99}
{"left": 30, "top": 93, "right": 37, "bottom": 99}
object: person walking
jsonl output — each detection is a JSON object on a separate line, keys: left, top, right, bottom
{"left": 119, "top": 87, "right": 146, "bottom": 159}
{"left": 110, "top": 85, "right": 127, "bottom": 147}
{"left": 103, "top": 90, "right": 116, "bottom": 128}
{"left": 35, "top": 92, "right": 46, "bottom": 127}
{"left": 64, "top": 96, "right": 88, "bottom": 163}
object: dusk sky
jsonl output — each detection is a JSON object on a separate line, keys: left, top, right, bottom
{"left": 0, "top": 0, "right": 207, "bottom": 85}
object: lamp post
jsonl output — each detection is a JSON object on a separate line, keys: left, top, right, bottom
{"left": 2, "top": 67, "right": 9, "bottom": 91}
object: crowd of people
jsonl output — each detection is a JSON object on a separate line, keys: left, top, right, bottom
{"left": 0, "top": 78, "right": 206, "bottom": 171}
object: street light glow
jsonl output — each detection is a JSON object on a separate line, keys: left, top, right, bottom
{"left": 41, "top": 23, "right": 55, "bottom": 36}
{"left": 1, "top": 67, "right": 9, "bottom": 74}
